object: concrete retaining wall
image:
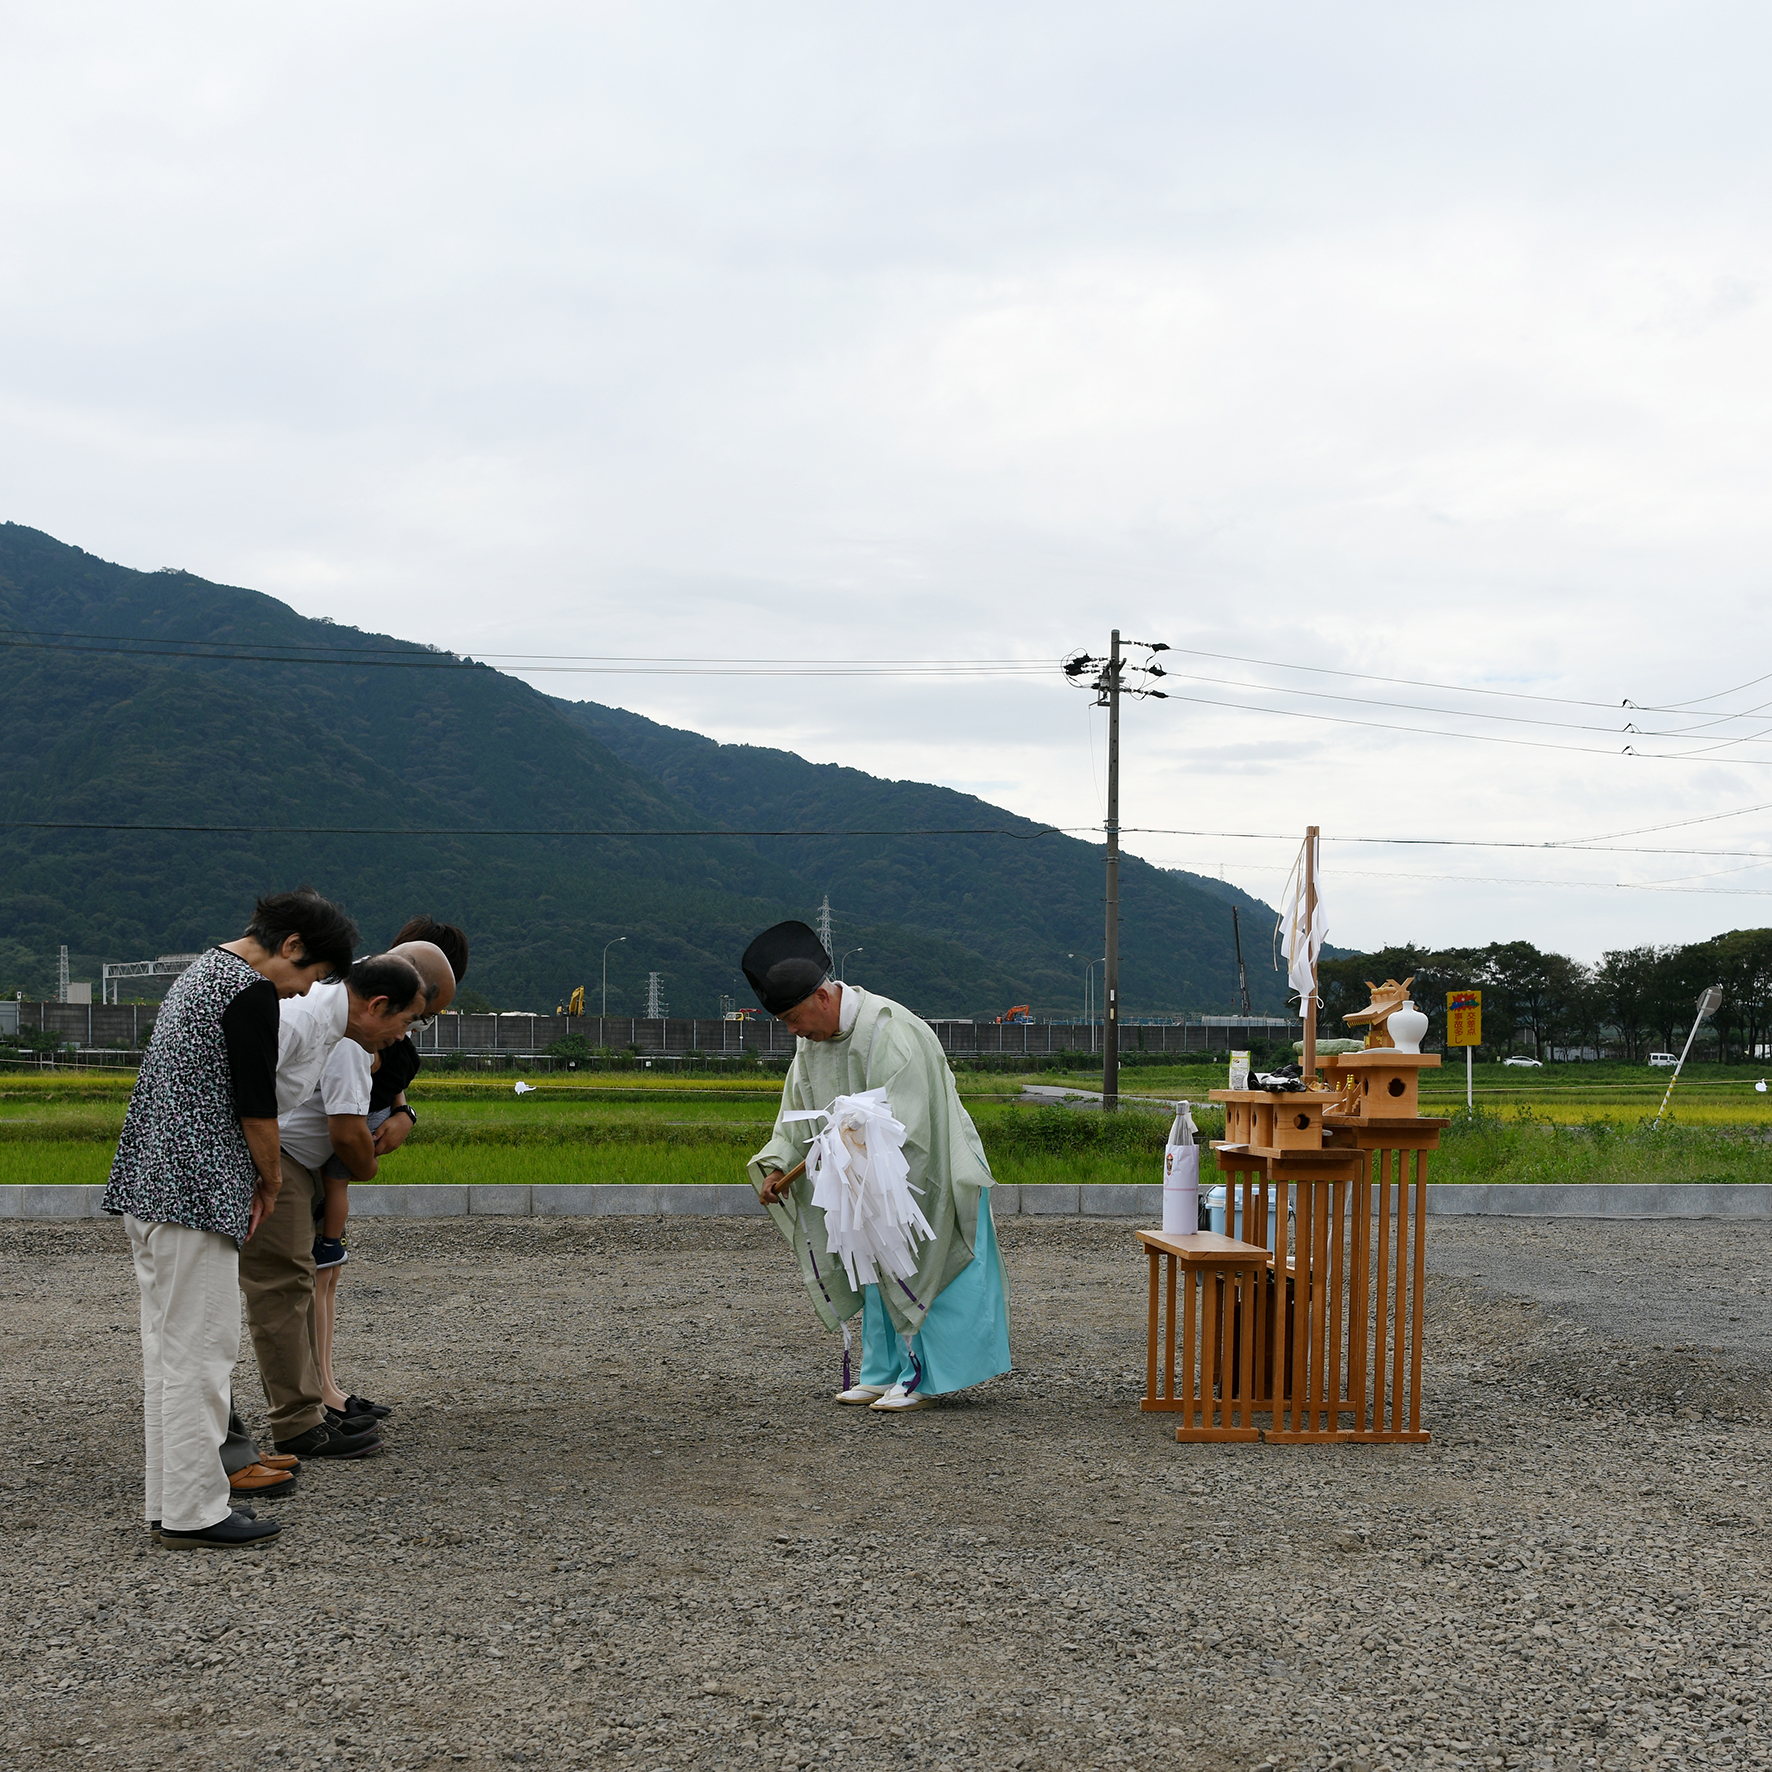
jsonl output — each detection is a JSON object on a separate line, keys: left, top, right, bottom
{"left": 5, "top": 1182, "right": 1768, "bottom": 1221}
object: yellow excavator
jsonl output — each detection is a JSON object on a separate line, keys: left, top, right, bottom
{"left": 561, "top": 986, "right": 586, "bottom": 1017}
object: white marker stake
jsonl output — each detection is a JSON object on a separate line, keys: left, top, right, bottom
{"left": 1653, "top": 985, "right": 1724, "bottom": 1129}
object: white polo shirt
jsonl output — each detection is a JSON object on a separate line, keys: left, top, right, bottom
{"left": 278, "top": 1037, "right": 374, "bottom": 1172}
{"left": 275, "top": 980, "right": 350, "bottom": 1115}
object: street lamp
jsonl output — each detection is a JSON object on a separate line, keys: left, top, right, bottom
{"left": 1072, "top": 954, "right": 1107, "bottom": 1054}
{"left": 1068, "top": 953, "right": 1100, "bottom": 1051}
{"left": 601, "top": 936, "right": 627, "bottom": 1019}
{"left": 838, "top": 946, "right": 863, "bottom": 979}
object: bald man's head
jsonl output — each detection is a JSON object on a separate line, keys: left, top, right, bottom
{"left": 389, "top": 940, "right": 458, "bottom": 1016}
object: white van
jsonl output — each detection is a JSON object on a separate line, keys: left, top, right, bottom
{"left": 1647, "top": 1052, "right": 1679, "bottom": 1067}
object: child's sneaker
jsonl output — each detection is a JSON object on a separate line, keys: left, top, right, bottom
{"left": 313, "top": 1236, "right": 348, "bottom": 1270}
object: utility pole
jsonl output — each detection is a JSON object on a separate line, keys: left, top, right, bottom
{"left": 1231, "top": 907, "right": 1252, "bottom": 1015}
{"left": 645, "top": 972, "right": 667, "bottom": 1019}
{"left": 1064, "top": 632, "right": 1168, "bottom": 1112}
{"left": 1103, "top": 629, "right": 1122, "bottom": 1107}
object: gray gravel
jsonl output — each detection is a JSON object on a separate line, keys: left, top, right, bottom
{"left": 1, "top": 1213, "right": 1768, "bottom": 1772}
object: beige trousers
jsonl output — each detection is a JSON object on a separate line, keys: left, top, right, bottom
{"left": 237, "top": 1152, "right": 326, "bottom": 1440}
{"left": 125, "top": 1215, "right": 239, "bottom": 1532}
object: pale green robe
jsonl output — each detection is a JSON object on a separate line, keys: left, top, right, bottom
{"left": 746, "top": 986, "right": 994, "bottom": 1338}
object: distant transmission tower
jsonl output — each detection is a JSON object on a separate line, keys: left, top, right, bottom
{"left": 645, "top": 972, "right": 667, "bottom": 1018}
{"left": 57, "top": 945, "right": 70, "bottom": 1004}
{"left": 816, "top": 895, "right": 833, "bottom": 956}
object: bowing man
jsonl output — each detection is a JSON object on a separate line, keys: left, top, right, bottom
{"left": 745, "top": 920, "right": 1011, "bottom": 1414}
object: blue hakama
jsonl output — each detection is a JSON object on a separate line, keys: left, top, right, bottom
{"left": 857, "top": 1193, "right": 1011, "bottom": 1396}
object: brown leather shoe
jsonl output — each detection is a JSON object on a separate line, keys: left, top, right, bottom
{"left": 259, "top": 1454, "right": 300, "bottom": 1472}
{"left": 229, "top": 1462, "right": 297, "bottom": 1499}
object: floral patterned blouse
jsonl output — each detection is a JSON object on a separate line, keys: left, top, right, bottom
{"left": 104, "top": 947, "right": 278, "bottom": 1243}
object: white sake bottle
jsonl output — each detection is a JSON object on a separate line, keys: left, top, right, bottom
{"left": 1161, "top": 1101, "right": 1201, "bottom": 1234}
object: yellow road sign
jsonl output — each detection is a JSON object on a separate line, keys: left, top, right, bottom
{"left": 1446, "top": 989, "right": 1481, "bottom": 1048}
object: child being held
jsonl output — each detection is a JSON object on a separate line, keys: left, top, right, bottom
{"left": 314, "top": 1104, "right": 391, "bottom": 1269}
{"left": 313, "top": 1038, "right": 423, "bottom": 1269}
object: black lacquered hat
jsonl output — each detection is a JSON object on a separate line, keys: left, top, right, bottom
{"left": 742, "top": 920, "right": 832, "bottom": 1016}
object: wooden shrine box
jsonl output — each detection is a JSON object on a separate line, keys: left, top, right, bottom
{"left": 1320, "top": 1049, "right": 1439, "bottom": 1120}
{"left": 1212, "top": 1088, "right": 1334, "bottom": 1155}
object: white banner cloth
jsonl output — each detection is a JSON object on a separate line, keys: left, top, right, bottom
{"left": 1279, "top": 835, "right": 1328, "bottom": 1004}
{"left": 783, "top": 1088, "right": 933, "bottom": 1290}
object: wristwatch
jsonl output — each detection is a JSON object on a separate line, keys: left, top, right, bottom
{"left": 393, "top": 1104, "right": 418, "bottom": 1125}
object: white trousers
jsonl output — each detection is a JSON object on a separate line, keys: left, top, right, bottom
{"left": 125, "top": 1215, "right": 239, "bottom": 1532}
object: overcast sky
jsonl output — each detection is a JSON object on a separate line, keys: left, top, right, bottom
{"left": 5, "top": 2, "right": 1772, "bottom": 964}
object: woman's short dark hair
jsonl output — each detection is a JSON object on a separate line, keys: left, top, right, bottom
{"left": 244, "top": 889, "right": 358, "bottom": 981}
{"left": 347, "top": 953, "right": 426, "bottom": 1013}
{"left": 391, "top": 915, "right": 469, "bottom": 983}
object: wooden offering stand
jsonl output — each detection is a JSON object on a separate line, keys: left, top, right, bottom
{"left": 1139, "top": 1045, "right": 1446, "bottom": 1446}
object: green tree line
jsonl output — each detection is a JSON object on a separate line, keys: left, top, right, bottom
{"left": 1319, "top": 929, "right": 1772, "bottom": 1062}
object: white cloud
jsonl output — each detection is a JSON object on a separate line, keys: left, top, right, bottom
{"left": 4, "top": 2, "right": 1772, "bottom": 962}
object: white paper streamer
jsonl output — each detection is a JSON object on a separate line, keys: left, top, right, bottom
{"left": 1278, "top": 833, "right": 1328, "bottom": 1004}
{"left": 783, "top": 1088, "right": 933, "bottom": 1290}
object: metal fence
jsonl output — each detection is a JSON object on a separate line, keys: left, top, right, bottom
{"left": 7, "top": 999, "right": 1298, "bottom": 1061}
{"left": 409, "top": 1012, "right": 1295, "bottom": 1058}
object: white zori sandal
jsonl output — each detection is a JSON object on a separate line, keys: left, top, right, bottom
{"left": 834, "top": 1383, "right": 889, "bottom": 1405}
{"left": 869, "top": 1383, "right": 933, "bottom": 1412}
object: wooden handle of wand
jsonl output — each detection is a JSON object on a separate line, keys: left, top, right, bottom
{"left": 760, "top": 1157, "right": 806, "bottom": 1203}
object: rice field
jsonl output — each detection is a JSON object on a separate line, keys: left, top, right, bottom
{"left": 4, "top": 1059, "right": 1769, "bottom": 1191}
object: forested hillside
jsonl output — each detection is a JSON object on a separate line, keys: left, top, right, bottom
{"left": 0, "top": 523, "right": 1293, "bottom": 1015}
{"left": 557, "top": 700, "right": 1296, "bottom": 1017}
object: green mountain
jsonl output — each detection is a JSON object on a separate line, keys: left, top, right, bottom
{"left": 555, "top": 700, "right": 1297, "bottom": 1017}
{"left": 0, "top": 522, "right": 1297, "bottom": 1017}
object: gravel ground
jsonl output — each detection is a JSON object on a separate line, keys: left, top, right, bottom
{"left": 1, "top": 1213, "right": 1767, "bottom": 1772}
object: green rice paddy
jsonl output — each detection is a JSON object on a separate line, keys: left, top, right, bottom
{"left": 3, "top": 1060, "right": 1767, "bottom": 1191}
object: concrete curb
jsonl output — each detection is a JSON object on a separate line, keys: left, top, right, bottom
{"left": 1423, "top": 1182, "right": 1772, "bottom": 1219}
{"left": 7, "top": 1181, "right": 1768, "bottom": 1221}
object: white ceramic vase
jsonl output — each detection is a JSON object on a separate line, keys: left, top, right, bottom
{"left": 1387, "top": 1000, "right": 1429, "bottom": 1054}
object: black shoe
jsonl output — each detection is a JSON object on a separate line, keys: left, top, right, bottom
{"left": 151, "top": 1505, "right": 257, "bottom": 1534}
{"left": 323, "top": 1407, "right": 379, "bottom": 1435}
{"left": 275, "top": 1422, "right": 384, "bottom": 1460}
{"left": 343, "top": 1394, "right": 392, "bottom": 1419}
{"left": 159, "top": 1512, "right": 280, "bottom": 1549}
{"left": 312, "top": 1236, "right": 349, "bottom": 1270}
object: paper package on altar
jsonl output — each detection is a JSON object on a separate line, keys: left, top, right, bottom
{"left": 783, "top": 1088, "right": 933, "bottom": 1290}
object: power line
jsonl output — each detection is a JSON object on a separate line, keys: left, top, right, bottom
{"left": 1156, "top": 665, "right": 1772, "bottom": 742}
{"left": 1204, "top": 862, "right": 1772, "bottom": 894}
{"left": 5, "top": 817, "right": 1772, "bottom": 860}
{"left": 11, "top": 621, "right": 1767, "bottom": 715}
{"left": 1119, "top": 827, "right": 1772, "bottom": 859}
{"left": 0, "top": 820, "right": 1077, "bottom": 838}
{"left": 0, "top": 632, "right": 1054, "bottom": 676}
{"left": 1162, "top": 644, "right": 1772, "bottom": 718}
{"left": 1147, "top": 686, "right": 1772, "bottom": 764}
{"left": 10, "top": 621, "right": 1771, "bottom": 727}
{"left": 14, "top": 623, "right": 1772, "bottom": 758}
{"left": 1566, "top": 799, "right": 1772, "bottom": 842}
{"left": 0, "top": 623, "right": 1058, "bottom": 666}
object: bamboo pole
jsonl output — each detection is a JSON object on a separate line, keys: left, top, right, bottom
{"left": 1302, "top": 826, "right": 1319, "bottom": 1079}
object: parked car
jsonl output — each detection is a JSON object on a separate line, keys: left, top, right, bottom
{"left": 1647, "top": 1052, "right": 1679, "bottom": 1067}
{"left": 1500, "top": 1056, "right": 1543, "bottom": 1067}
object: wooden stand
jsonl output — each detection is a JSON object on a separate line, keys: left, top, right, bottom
{"left": 1136, "top": 1230, "right": 1269, "bottom": 1441}
{"left": 1154, "top": 1059, "right": 1448, "bottom": 1446}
